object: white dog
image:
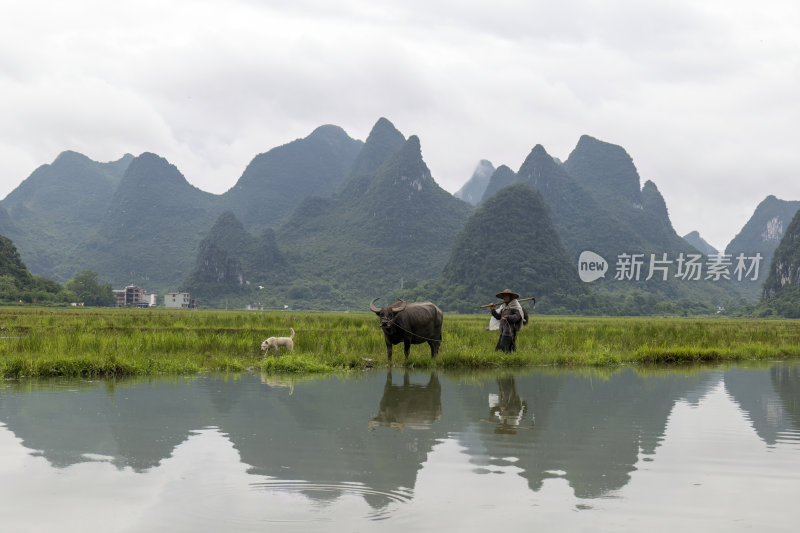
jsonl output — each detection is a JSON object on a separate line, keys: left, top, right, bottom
{"left": 261, "top": 328, "right": 295, "bottom": 354}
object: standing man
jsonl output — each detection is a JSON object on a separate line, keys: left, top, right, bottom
{"left": 488, "top": 289, "right": 524, "bottom": 353}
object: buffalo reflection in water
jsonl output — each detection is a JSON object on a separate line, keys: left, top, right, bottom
{"left": 370, "top": 371, "right": 442, "bottom": 430}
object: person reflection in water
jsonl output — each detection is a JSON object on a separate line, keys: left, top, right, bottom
{"left": 487, "top": 376, "right": 530, "bottom": 434}
{"left": 489, "top": 289, "right": 524, "bottom": 353}
{"left": 369, "top": 371, "right": 442, "bottom": 430}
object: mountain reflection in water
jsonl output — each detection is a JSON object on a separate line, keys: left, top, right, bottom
{"left": 1, "top": 363, "right": 799, "bottom": 530}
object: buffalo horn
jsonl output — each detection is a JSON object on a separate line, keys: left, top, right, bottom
{"left": 391, "top": 299, "right": 407, "bottom": 313}
{"left": 370, "top": 298, "right": 381, "bottom": 313}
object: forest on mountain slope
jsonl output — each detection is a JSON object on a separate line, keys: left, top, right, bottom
{"left": 1, "top": 118, "right": 797, "bottom": 315}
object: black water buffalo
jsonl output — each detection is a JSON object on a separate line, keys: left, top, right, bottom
{"left": 370, "top": 298, "right": 443, "bottom": 362}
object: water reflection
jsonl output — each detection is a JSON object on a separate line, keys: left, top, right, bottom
{"left": 773, "top": 364, "right": 800, "bottom": 433}
{"left": 725, "top": 366, "right": 798, "bottom": 445}
{"left": 0, "top": 377, "right": 209, "bottom": 471}
{"left": 370, "top": 371, "right": 441, "bottom": 430}
{"left": 482, "top": 376, "right": 533, "bottom": 434}
{"left": 1, "top": 363, "right": 800, "bottom": 531}
{"left": 459, "top": 367, "right": 722, "bottom": 498}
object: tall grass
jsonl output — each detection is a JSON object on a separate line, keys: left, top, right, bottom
{"left": 1, "top": 307, "right": 799, "bottom": 378}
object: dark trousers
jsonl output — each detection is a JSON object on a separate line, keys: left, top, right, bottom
{"left": 495, "top": 334, "right": 517, "bottom": 353}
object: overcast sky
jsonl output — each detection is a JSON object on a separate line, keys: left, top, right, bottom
{"left": 2, "top": 0, "right": 798, "bottom": 251}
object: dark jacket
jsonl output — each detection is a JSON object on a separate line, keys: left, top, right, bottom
{"left": 491, "top": 306, "right": 523, "bottom": 337}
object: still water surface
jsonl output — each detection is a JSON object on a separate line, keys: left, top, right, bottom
{"left": 1, "top": 363, "right": 799, "bottom": 532}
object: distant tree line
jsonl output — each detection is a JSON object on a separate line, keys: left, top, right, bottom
{"left": 0, "top": 235, "right": 114, "bottom": 306}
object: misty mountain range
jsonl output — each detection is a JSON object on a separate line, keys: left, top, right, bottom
{"left": 0, "top": 117, "right": 797, "bottom": 312}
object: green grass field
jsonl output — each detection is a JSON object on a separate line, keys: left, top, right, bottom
{"left": 1, "top": 307, "right": 799, "bottom": 378}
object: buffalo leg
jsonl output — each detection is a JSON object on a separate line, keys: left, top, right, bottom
{"left": 386, "top": 342, "right": 393, "bottom": 362}
{"left": 404, "top": 340, "right": 411, "bottom": 360}
{"left": 428, "top": 340, "right": 440, "bottom": 359}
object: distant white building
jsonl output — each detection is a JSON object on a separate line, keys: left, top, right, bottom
{"left": 113, "top": 285, "right": 153, "bottom": 307}
{"left": 164, "top": 292, "right": 197, "bottom": 309}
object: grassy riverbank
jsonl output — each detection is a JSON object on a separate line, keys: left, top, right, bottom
{"left": 1, "top": 307, "right": 799, "bottom": 378}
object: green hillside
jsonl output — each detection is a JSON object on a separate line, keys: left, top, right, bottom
{"left": 563, "top": 134, "right": 643, "bottom": 208}
{"left": 408, "top": 183, "right": 591, "bottom": 313}
{"left": 0, "top": 151, "right": 132, "bottom": 281}
{"left": 275, "top": 133, "right": 473, "bottom": 309}
{"left": 0, "top": 234, "right": 72, "bottom": 304}
{"left": 725, "top": 195, "right": 800, "bottom": 298}
{"left": 0, "top": 121, "right": 786, "bottom": 315}
{"left": 757, "top": 208, "right": 800, "bottom": 317}
{"left": 178, "top": 120, "right": 472, "bottom": 310}
{"left": 0, "top": 125, "right": 365, "bottom": 291}
{"left": 562, "top": 136, "right": 693, "bottom": 256}
{"left": 480, "top": 164, "right": 516, "bottom": 202}
{"left": 182, "top": 212, "right": 291, "bottom": 307}
{"left": 497, "top": 144, "right": 627, "bottom": 258}
{"left": 84, "top": 153, "right": 223, "bottom": 290}
{"left": 481, "top": 141, "right": 694, "bottom": 260}
{"left": 345, "top": 117, "right": 406, "bottom": 179}
{"left": 477, "top": 138, "right": 745, "bottom": 313}
{"left": 221, "top": 124, "right": 363, "bottom": 230}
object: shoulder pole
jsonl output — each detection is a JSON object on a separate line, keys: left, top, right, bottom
{"left": 478, "top": 296, "right": 536, "bottom": 308}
